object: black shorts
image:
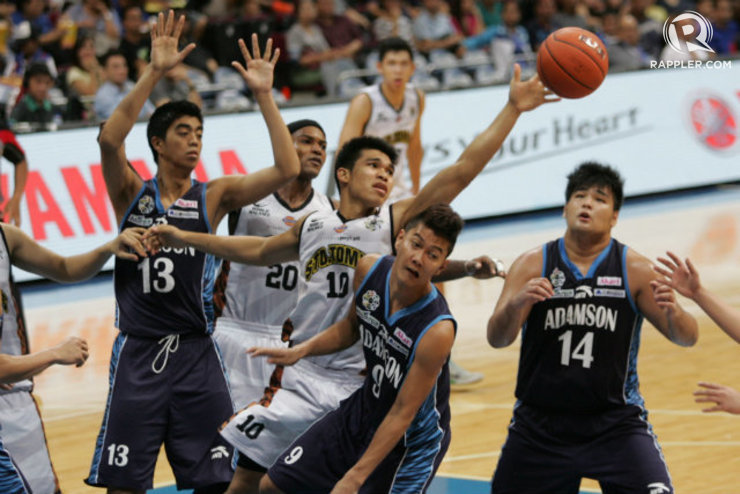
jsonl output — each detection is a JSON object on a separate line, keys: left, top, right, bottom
{"left": 491, "top": 403, "right": 673, "bottom": 494}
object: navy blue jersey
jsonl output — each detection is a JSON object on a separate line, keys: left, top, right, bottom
{"left": 114, "top": 178, "right": 215, "bottom": 337}
{"left": 354, "top": 256, "right": 456, "bottom": 441}
{"left": 516, "top": 238, "right": 644, "bottom": 413}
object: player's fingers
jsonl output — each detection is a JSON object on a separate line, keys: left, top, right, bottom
{"left": 231, "top": 61, "right": 248, "bottom": 79}
{"left": 685, "top": 258, "right": 699, "bottom": 277}
{"left": 173, "top": 13, "right": 185, "bottom": 40}
{"left": 511, "top": 63, "right": 521, "bottom": 83}
{"left": 702, "top": 405, "right": 723, "bottom": 413}
{"left": 263, "top": 37, "right": 273, "bottom": 60}
{"left": 652, "top": 266, "right": 672, "bottom": 278}
{"left": 665, "top": 251, "right": 683, "bottom": 268}
{"left": 238, "top": 38, "right": 252, "bottom": 62}
{"left": 271, "top": 47, "right": 280, "bottom": 65}
{"left": 697, "top": 381, "right": 722, "bottom": 390}
{"left": 655, "top": 256, "right": 676, "bottom": 271}
{"left": 251, "top": 33, "right": 261, "bottom": 60}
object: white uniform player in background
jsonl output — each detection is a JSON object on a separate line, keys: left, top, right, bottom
{"left": 213, "top": 119, "right": 334, "bottom": 410}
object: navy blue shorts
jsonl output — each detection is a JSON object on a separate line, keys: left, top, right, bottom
{"left": 491, "top": 403, "right": 673, "bottom": 494}
{"left": 86, "top": 333, "right": 235, "bottom": 490}
{"left": 268, "top": 391, "right": 450, "bottom": 494}
{"left": 0, "top": 434, "right": 30, "bottom": 494}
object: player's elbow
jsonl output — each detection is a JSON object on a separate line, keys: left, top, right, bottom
{"left": 97, "top": 123, "right": 122, "bottom": 151}
{"left": 487, "top": 321, "right": 515, "bottom": 348}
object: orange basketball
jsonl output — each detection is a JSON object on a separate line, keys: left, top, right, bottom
{"left": 537, "top": 27, "right": 609, "bottom": 99}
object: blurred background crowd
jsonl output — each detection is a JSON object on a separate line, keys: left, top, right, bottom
{"left": 0, "top": 0, "right": 737, "bottom": 131}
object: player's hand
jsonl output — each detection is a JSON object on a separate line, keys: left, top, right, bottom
{"left": 465, "top": 256, "right": 506, "bottom": 279}
{"left": 112, "top": 227, "right": 149, "bottom": 261}
{"left": 144, "top": 224, "right": 188, "bottom": 252}
{"left": 150, "top": 10, "right": 195, "bottom": 75}
{"left": 649, "top": 279, "right": 678, "bottom": 316}
{"left": 694, "top": 381, "right": 740, "bottom": 414}
{"left": 247, "top": 346, "right": 303, "bottom": 366}
{"left": 653, "top": 251, "right": 701, "bottom": 300}
{"left": 331, "top": 474, "right": 362, "bottom": 494}
{"left": 512, "top": 277, "right": 553, "bottom": 309}
{"left": 53, "top": 337, "right": 89, "bottom": 367}
{"left": 3, "top": 196, "right": 21, "bottom": 226}
{"left": 232, "top": 33, "right": 279, "bottom": 95}
{"left": 508, "top": 64, "right": 559, "bottom": 113}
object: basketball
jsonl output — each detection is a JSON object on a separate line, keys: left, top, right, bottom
{"left": 537, "top": 27, "right": 609, "bottom": 99}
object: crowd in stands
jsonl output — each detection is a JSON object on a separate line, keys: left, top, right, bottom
{"left": 0, "top": 0, "right": 737, "bottom": 131}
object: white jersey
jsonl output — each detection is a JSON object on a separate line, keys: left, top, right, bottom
{"left": 362, "top": 83, "right": 421, "bottom": 201}
{"left": 0, "top": 227, "right": 30, "bottom": 393}
{"left": 219, "top": 190, "right": 334, "bottom": 330}
{"left": 290, "top": 206, "right": 394, "bottom": 372}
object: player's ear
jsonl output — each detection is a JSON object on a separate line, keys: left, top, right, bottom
{"left": 611, "top": 210, "right": 619, "bottom": 228}
{"left": 151, "top": 136, "right": 164, "bottom": 154}
{"left": 336, "top": 167, "right": 351, "bottom": 187}
{"left": 435, "top": 259, "right": 449, "bottom": 277}
{"left": 394, "top": 229, "right": 405, "bottom": 251}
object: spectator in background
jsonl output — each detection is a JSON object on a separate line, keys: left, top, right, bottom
{"left": 316, "top": 0, "right": 364, "bottom": 61}
{"left": 552, "top": 0, "right": 589, "bottom": 29}
{"left": 286, "top": 0, "right": 357, "bottom": 96}
{"left": 10, "top": 0, "right": 67, "bottom": 55}
{"left": 67, "top": 0, "right": 122, "bottom": 56}
{"left": 150, "top": 63, "right": 202, "bottom": 107}
{"left": 0, "top": 125, "right": 27, "bottom": 225}
{"left": 477, "top": 0, "right": 502, "bottom": 27}
{"left": 373, "top": 0, "right": 414, "bottom": 43}
{"left": 628, "top": 0, "right": 663, "bottom": 59}
{"left": 526, "top": 0, "right": 559, "bottom": 51}
{"left": 608, "top": 14, "right": 651, "bottom": 71}
{"left": 710, "top": 0, "right": 738, "bottom": 55}
{"left": 599, "top": 8, "right": 621, "bottom": 46}
{"left": 413, "top": 0, "right": 466, "bottom": 57}
{"left": 176, "top": 10, "right": 218, "bottom": 81}
{"left": 4, "top": 22, "right": 57, "bottom": 84}
{"left": 119, "top": 5, "right": 150, "bottom": 81}
{"left": 10, "top": 62, "right": 58, "bottom": 128}
{"left": 65, "top": 34, "right": 104, "bottom": 120}
{"left": 94, "top": 49, "right": 153, "bottom": 120}
{"left": 452, "top": 0, "right": 485, "bottom": 36}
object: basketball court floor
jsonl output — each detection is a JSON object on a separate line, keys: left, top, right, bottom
{"left": 21, "top": 186, "right": 740, "bottom": 493}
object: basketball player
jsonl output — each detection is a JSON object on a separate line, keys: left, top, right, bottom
{"left": 487, "top": 163, "right": 698, "bottom": 493}
{"left": 338, "top": 37, "right": 487, "bottom": 386}
{"left": 652, "top": 252, "right": 740, "bottom": 415}
{"left": 0, "top": 223, "right": 147, "bottom": 494}
{"left": 85, "top": 12, "right": 299, "bottom": 494}
{"left": 337, "top": 37, "right": 423, "bottom": 203}
{"left": 212, "top": 119, "right": 334, "bottom": 410}
{"left": 250, "top": 204, "right": 462, "bottom": 493}
{"left": 147, "top": 62, "right": 555, "bottom": 494}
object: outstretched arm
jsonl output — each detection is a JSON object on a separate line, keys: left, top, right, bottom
{"left": 248, "top": 255, "right": 380, "bottom": 365}
{"left": 433, "top": 256, "right": 506, "bottom": 283}
{"left": 146, "top": 218, "right": 303, "bottom": 266}
{"left": 654, "top": 252, "right": 740, "bottom": 344}
{"left": 331, "top": 319, "right": 455, "bottom": 493}
{"left": 487, "top": 248, "right": 549, "bottom": 348}
{"left": 0, "top": 337, "right": 88, "bottom": 384}
{"left": 632, "top": 251, "right": 698, "bottom": 347}
{"left": 98, "top": 10, "right": 195, "bottom": 220}
{"left": 407, "top": 90, "right": 425, "bottom": 195}
{"left": 393, "top": 65, "right": 558, "bottom": 233}
{"left": 337, "top": 93, "right": 372, "bottom": 151}
{"left": 5, "top": 225, "right": 148, "bottom": 283}
{"left": 208, "top": 35, "right": 299, "bottom": 227}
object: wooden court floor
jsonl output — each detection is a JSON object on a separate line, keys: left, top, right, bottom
{"left": 25, "top": 271, "right": 739, "bottom": 494}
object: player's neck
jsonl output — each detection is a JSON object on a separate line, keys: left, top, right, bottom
{"left": 277, "top": 178, "right": 313, "bottom": 208}
{"left": 563, "top": 230, "right": 612, "bottom": 270}
{"left": 337, "top": 196, "right": 377, "bottom": 221}
{"left": 155, "top": 169, "right": 192, "bottom": 208}
{"left": 380, "top": 81, "right": 406, "bottom": 109}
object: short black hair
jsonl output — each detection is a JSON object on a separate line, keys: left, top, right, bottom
{"left": 101, "top": 49, "right": 126, "bottom": 68}
{"left": 565, "top": 162, "right": 624, "bottom": 211}
{"left": 334, "top": 136, "right": 397, "bottom": 191}
{"left": 378, "top": 37, "right": 414, "bottom": 61}
{"left": 403, "top": 203, "right": 464, "bottom": 256}
{"left": 287, "top": 119, "right": 325, "bottom": 137}
{"left": 147, "top": 100, "right": 203, "bottom": 164}
{"left": 22, "top": 62, "right": 53, "bottom": 89}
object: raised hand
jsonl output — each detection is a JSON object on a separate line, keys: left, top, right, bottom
{"left": 465, "top": 256, "right": 507, "bottom": 279}
{"left": 508, "top": 64, "right": 559, "bottom": 113}
{"left": 112, "top": 227, "right": 149, "bottom": 261}
{"left": 144, "top": 224, "right": 188, "bottom": 252}
{"left": 231, "top": 33, "right": 280, "bottom": 95}
{"left": 150, "top": 10, "right": 196, "bottom": 75}
{"left": 694, "top": 381, "right": 740, "bottom": 414}
{"left": 53, "top": 337, "right": 89, "bottom": 367}
{"left": 650, "top": 279, "right": 678, "bottom": 316}
{"left": 653, "top": 251, "right": 701, "bottom": 300}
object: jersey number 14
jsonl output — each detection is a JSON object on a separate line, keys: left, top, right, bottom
{"left": 558, "top": 330, "right": 594, "bottom": 368}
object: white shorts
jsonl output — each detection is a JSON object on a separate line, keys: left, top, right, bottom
{"left": 0, "top": 391, "right": 58, "bottom": 494}
{"left": 214, "top": 317, "right": 289, "bottom": 410}
{"left": 220, "top": 358, "right": 363, "bottom": 469}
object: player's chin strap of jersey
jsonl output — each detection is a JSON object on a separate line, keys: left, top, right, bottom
{"left": 152, "top": 334, "right": 180, "bottom": 374}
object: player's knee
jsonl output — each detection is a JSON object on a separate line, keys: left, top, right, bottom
{"left": 258, "top": 474, "right": 283, "bottom": 494}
